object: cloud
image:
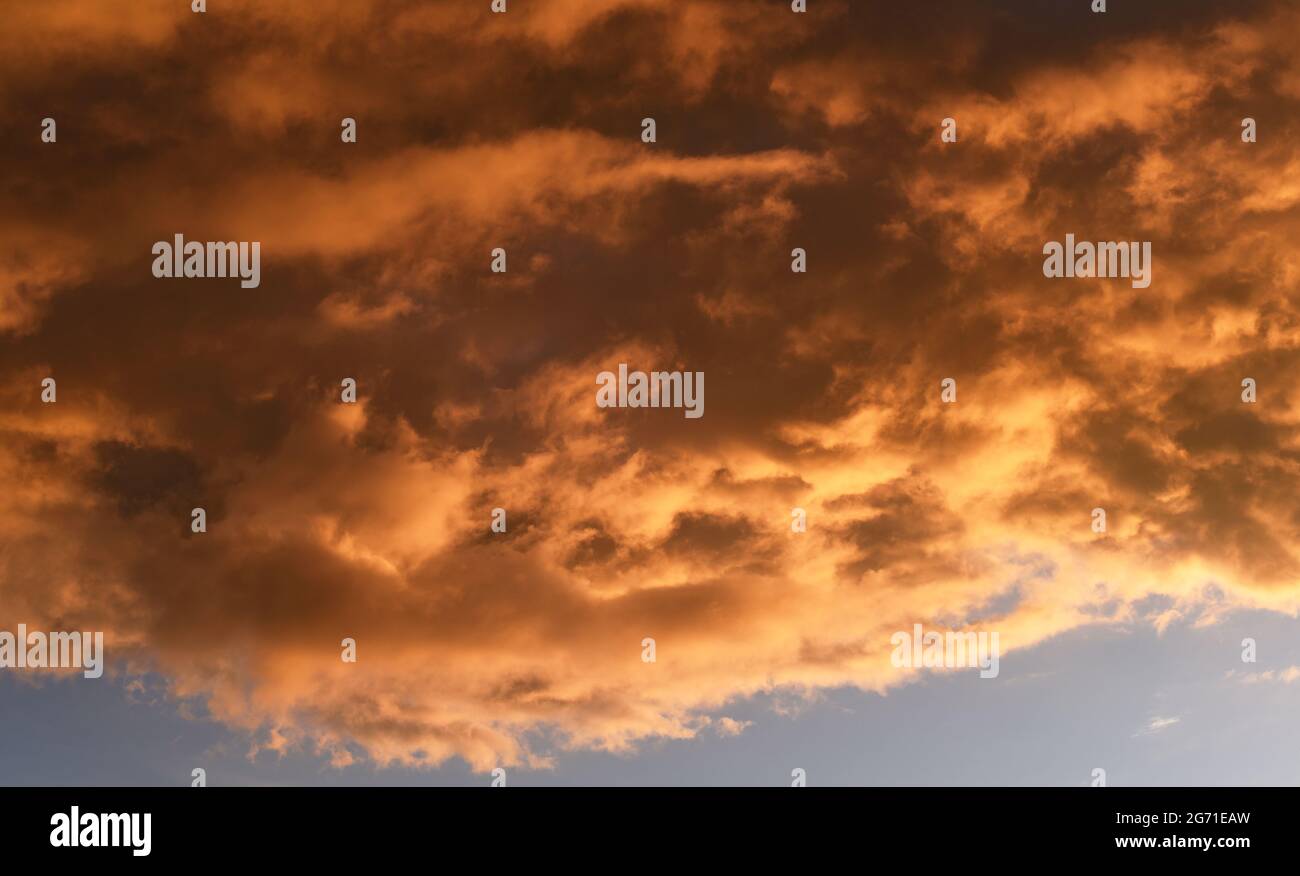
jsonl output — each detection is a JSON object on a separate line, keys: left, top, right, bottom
{"left": 1134, "top": 716, "right": 1182, "bottom": 737}
{"left": 3, "top": 0, "right": 1300, "bottom": 774}
{"left": 1236, "top": 666, "right": 1300, "bottom": 684}
{"left": 713, "top": 716, "right": 753, "bottom": 738}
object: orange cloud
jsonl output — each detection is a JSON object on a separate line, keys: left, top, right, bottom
{"left": 3, "top": 0, "right": 1300, "bottom": 774}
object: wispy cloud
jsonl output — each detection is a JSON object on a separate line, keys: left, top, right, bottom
{"left": 1134, "top": 716, "right": 1183, "bottom": 737}
{"left": 1235, "top": 666, "right": 1300, "bottom": 684}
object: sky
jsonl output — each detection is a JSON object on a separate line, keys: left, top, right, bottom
{"left": 2, "top": 0, "right": 1300, "bottom": 786}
